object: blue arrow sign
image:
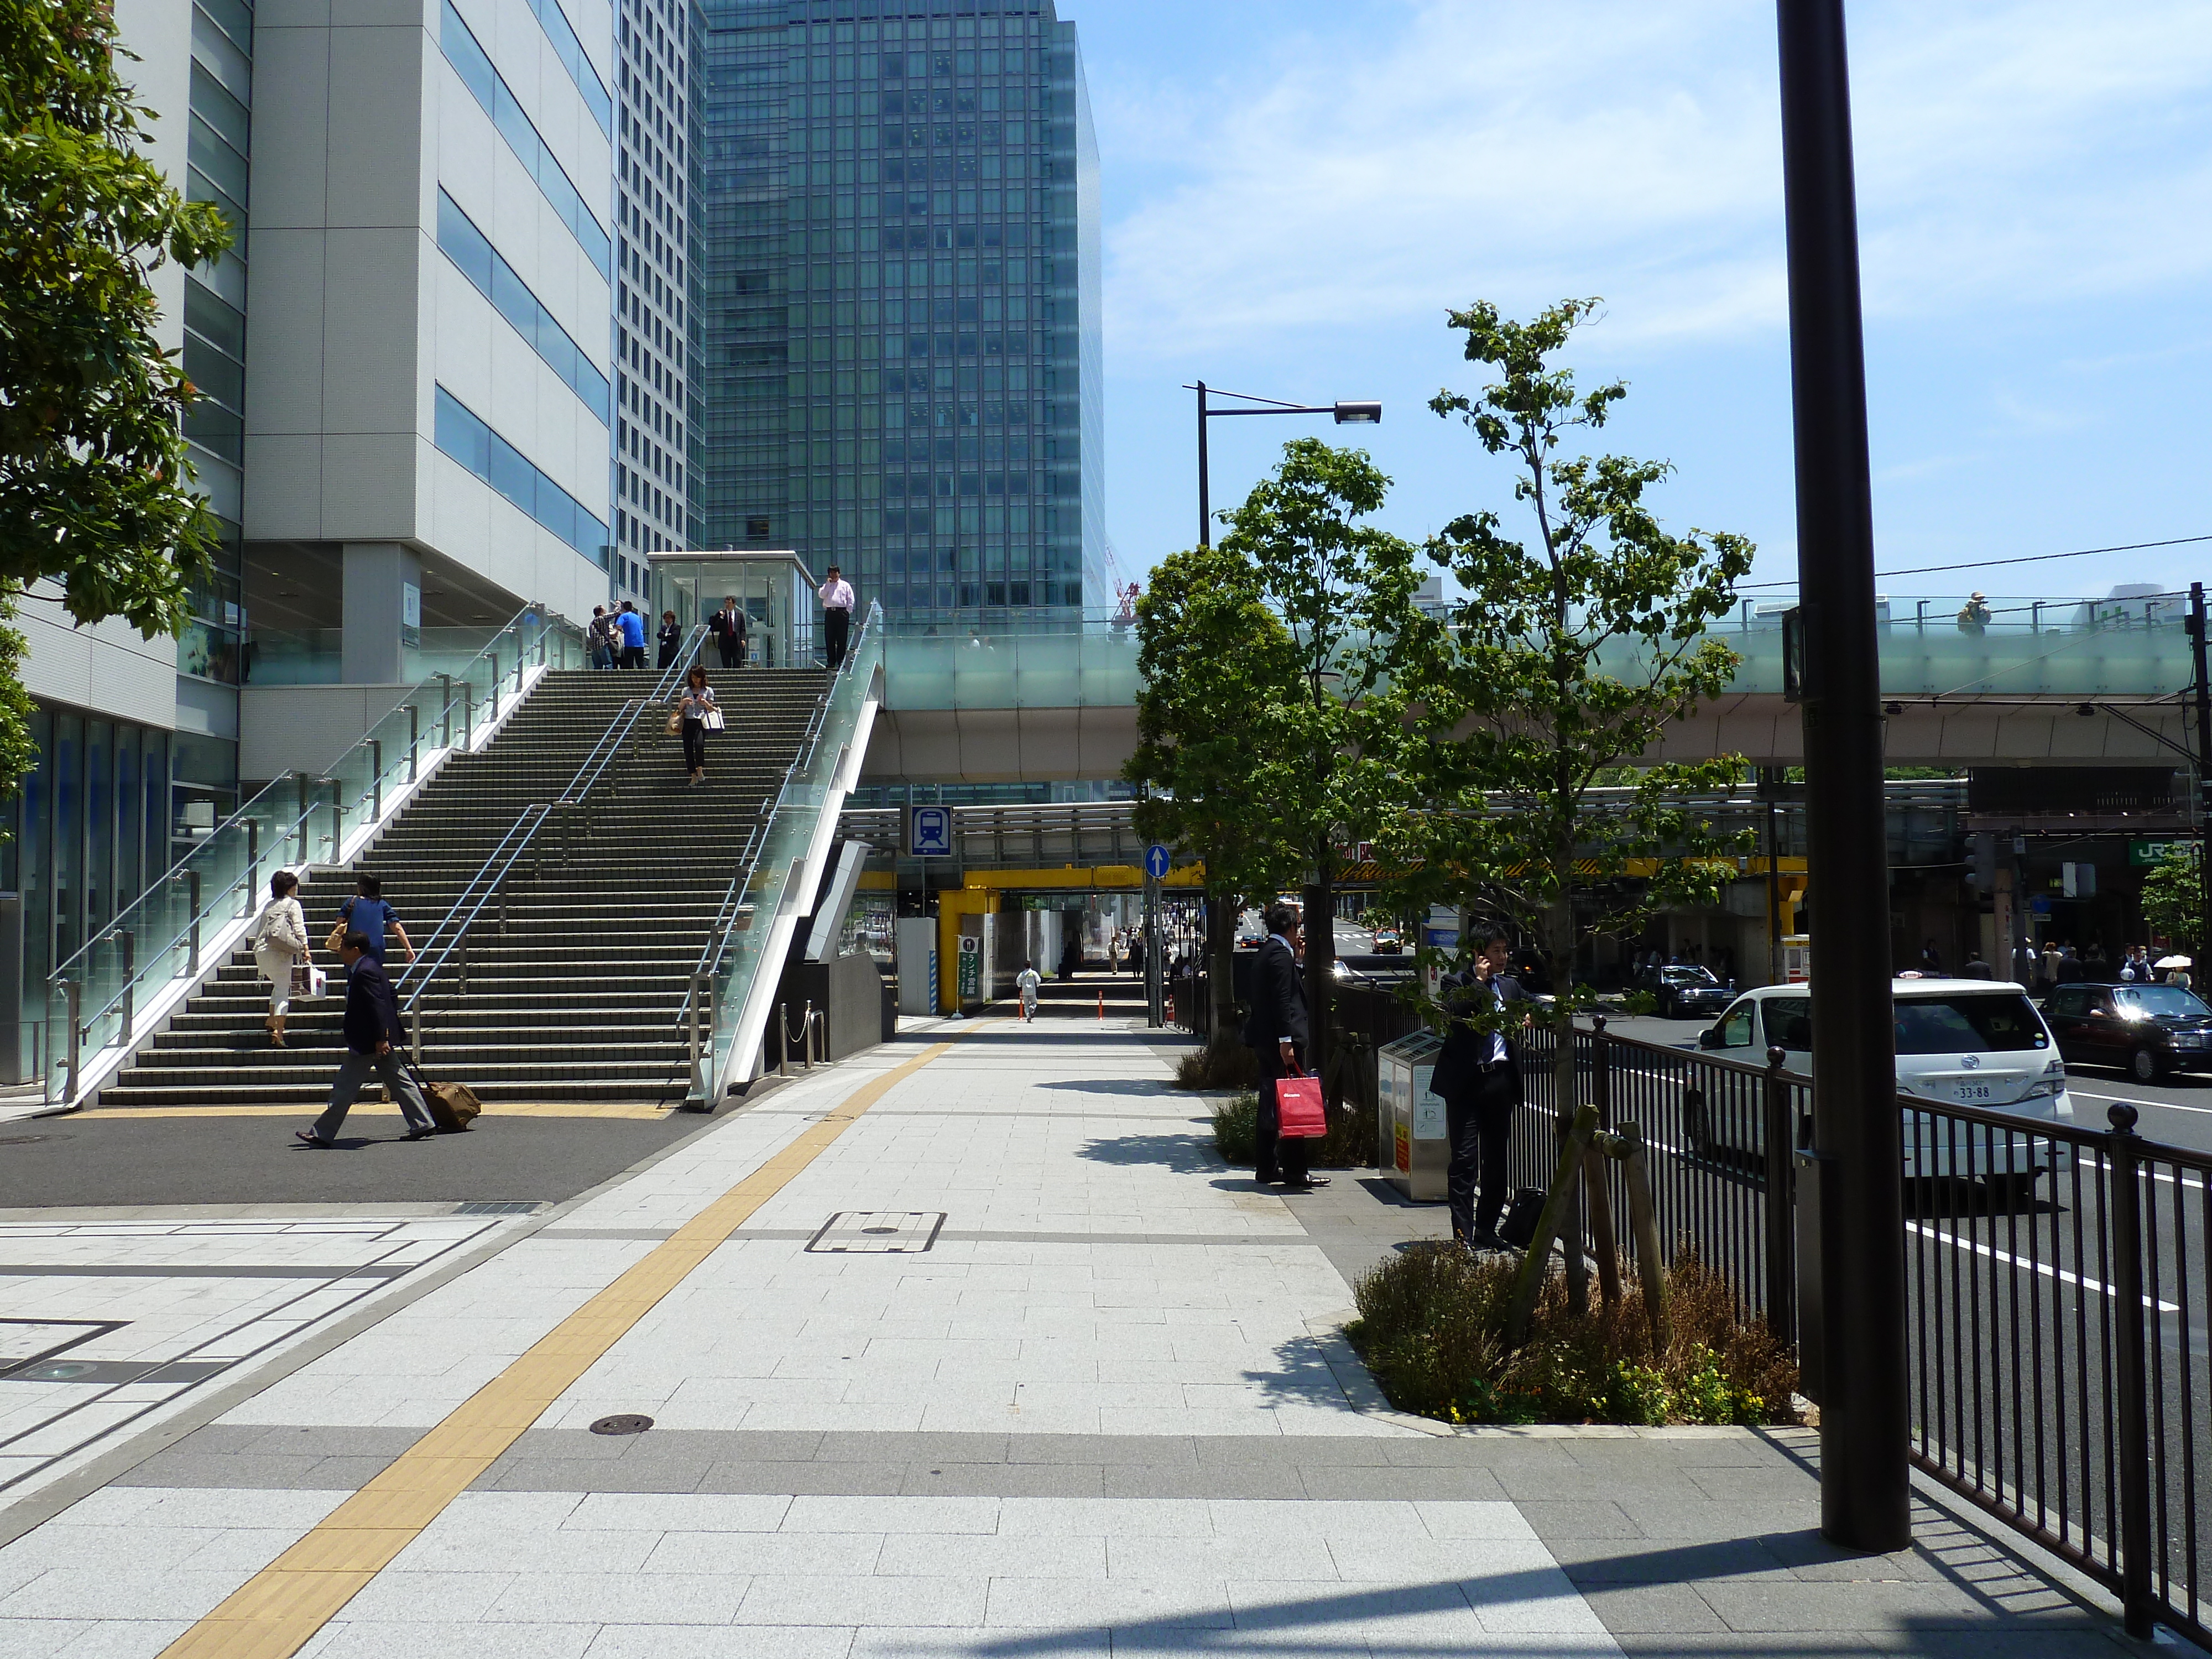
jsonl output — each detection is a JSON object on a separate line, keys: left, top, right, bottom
{"left": 1144, "top": 843, "right": 1171, "bottom": 880}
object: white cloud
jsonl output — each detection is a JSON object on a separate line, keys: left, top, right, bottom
{"left": 1098, "top": 0, "right": 2212, "bottom": 366}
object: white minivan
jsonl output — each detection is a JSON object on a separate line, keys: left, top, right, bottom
{"left": 1693, "top": 978, "right": 2074, "bottom": 1180}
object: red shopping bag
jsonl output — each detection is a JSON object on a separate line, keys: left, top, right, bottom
{"left": 1275, "top": 1074, "right": 1327, "bottom": 1138}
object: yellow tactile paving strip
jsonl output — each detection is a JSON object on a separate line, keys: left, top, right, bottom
{"left": 155, "top": 1034, "right": 974, "bottom": 1659}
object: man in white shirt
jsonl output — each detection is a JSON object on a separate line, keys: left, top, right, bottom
{"left": 819, "top": 564, "right": 856, "bottom": 670}
{"left": 1016, "top": 962, "right": 1042, "bottom": 1022}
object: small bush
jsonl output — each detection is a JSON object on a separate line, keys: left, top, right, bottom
{"left": 1345, "top": 1246, "right": 1798, "bottom": 1427}
{"left": 1210, "top": 1094, "right": 1258, "bottom": 1164}
{"left": 1175, "top": 1044, "right": 1259, "bottom": 1091}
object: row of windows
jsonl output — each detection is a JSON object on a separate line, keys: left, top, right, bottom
{"left": 883, "top": 474, "right": 1050, "bottom": 499}
{"left": 520, "top": 0, "right": 613, "bottom": 134}
{"left": 437, "top": 190, "right": 612, "bottom": 425}
{"left": 441, "top": 0, "right": 612, "bottom": 278}
{"left": 433, "top": 385, "right": 608, "bottom": 557}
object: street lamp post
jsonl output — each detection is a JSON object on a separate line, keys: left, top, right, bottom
{"left": 1188, "top": 383, "right": 1381, "bottom": 547}
{"left": 1775, "top": 0, "right": 1911, "bottom": 1551}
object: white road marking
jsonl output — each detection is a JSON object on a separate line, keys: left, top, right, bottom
{"left": 1907, "top": 1219, "right": 2181, "bottom": 1312}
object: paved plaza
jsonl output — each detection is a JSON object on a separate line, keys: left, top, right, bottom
{"left": 0, "top": 1016, "right": 2154, "bottom": 1656}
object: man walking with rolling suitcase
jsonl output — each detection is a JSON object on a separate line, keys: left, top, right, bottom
{"left": 295, "top": 931, "right": 437, "bottom": 1146}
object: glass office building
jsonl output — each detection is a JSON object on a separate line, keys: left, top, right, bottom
{"left": 697, "top": 0, "right": 1104, "bottom": 615}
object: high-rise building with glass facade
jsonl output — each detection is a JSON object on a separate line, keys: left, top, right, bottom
{"left": 697, "top": 0, "right": 1103, "bottom": 614}
{"left": 611, "top": 0, "right": 705, "bottom": 599}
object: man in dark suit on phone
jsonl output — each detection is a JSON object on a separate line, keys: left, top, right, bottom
{"left": 1430, "top": 935, "right": 1526, "bottom": 1248}
{"left": 1241, "top": 900, "right": 1327, "bottom": 1192}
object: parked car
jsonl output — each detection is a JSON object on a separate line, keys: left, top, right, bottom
{"left": 1694, "top": 979, "right": 2073, "bottom": 1180}
{"left": 1635, "top": 963, "right": 1734, "bottom": 1020}
{"left": 1370, "top": 927, "right": 1404, "bottom": 954}
{"left": 2042, "top": 980, "right": 2212, "bottom": 1081}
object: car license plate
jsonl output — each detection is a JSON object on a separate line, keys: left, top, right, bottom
{"left": 1954, "top": 1083, "right": 1994, "bottom": 1102}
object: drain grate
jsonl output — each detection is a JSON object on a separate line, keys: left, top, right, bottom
{"left": 806, "top": 1212, "right": 946, "bottom": 1254}
{"left": 453, "top": 1201, "right": 540, "bottom": 1215}
{"left": 589, "top": 1413, "right": 654, "bottom": 1436}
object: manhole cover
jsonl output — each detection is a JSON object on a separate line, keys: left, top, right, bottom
{"left": 588, "top": 1414, "right": 654, "bottom": 1436}
{"left": 806, "top": 1212, "right": 946, "bottom": 1254}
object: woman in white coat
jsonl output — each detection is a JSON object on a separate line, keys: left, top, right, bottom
{"left": 250, "top": 869, "right": 311, "bottom": 1046}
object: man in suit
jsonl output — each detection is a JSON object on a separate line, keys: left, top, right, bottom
{"left": 1241, "top": 900, "right": 1328, "bottom": 1191}
{"left": 709, "top": 595, "right": 749, "bottom": 670}
{"left": 1430, "top": 934, "right": 1526, "bottom": 1248}
{"left": 295, "top": 931, "right": 437, "bottom": 1147}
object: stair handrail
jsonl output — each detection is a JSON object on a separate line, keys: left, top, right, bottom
{"left": 397, "top": 623, "right": 709, "bottom": 1022}
{"left": 43, "top": 602, "right": 583, "bottom": 1104}
{"left": 677, "top": 601, "right": 881, "bottom": 1101}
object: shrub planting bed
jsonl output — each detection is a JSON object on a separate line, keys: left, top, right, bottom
{"left": 1345, "top": 1244, "right": 1798, "bottom": 1427}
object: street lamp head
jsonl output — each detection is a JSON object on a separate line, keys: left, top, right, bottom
{"left": 1332, "top": 401, "right": 1383, "bottom": 425}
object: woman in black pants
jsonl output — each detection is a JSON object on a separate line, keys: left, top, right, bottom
{"left": 657, "top": 610, "right": 682, "bottom": 670}
{"left": 678, "top": 664, "right": 717, "bottom": 786}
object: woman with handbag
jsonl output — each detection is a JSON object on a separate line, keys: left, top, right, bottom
{"left": 677, "top": 664, "right": 721, "bottom": 786}
{"left": 249, "top": 870, "right": 311, "bottom": 1046}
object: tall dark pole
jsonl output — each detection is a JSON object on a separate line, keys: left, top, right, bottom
{"left": 2190, "top": 582, "right": 2211, "bottom": 959}
{"left": 1196, "top": 382, "right": 1212, "bottom": 547}
{"left": 1775, "top": 0, "right": 1910, "bottom": 1551}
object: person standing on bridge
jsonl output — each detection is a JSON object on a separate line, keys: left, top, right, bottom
{"left": 295, "top": 931, "right": 437, "bottom": 1147}
{"left": 820, "top": 564, "right": 855, "bottom": 671}
{"left": 710, "top": 595, "right": 749, "bottom": 670}
{"left": 617, "top": 601, "right": 648, "bottom": 670}
{"left": 678, "top": 664, "right": 718, "bottom": 786}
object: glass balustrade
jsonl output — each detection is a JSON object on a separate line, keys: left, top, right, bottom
{"left": 44, "top": 605, "right": 582, "bottom": 1105}
{"left": 690, "top": 603, "right": 883, "bottom": 1100}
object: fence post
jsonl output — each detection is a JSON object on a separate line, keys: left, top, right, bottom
{"left": 117, "top": 931, "right": 135, "bottom": 1045}
{"left": 462, "top": 685, "right": 476, "bottom": 750}
{"left": 409, "top": 1007, "right": 422, "bottom": 1068}
{"left": 2106, "top": 1103, "right": 2157, "bottom": 1640}
{"left": 64, "top": 978, "right": 80, "bottom": 1104}
{"left": 327, "top": 794, "right": 344, "bottom": 864}
{"left": 182, "top": 869, "right": 201, "bottom": 977}
{"left": 1583, "top": 1016, "right": 1622, "bottom": 1306}
{"left": 368, "top": 739, "right": 383, "bottom": 825}
{"left": 457, "top": 934, "right": 469, "bottom": 998}
{"left": 1764, "top": 1043, "right": 1798, "bottom": 1343}
{"left": 295, "top": 775, "right": 310, "bottom": 864}
{"left": 778, "top": 1003, "right": 789, "bottom": 1077}
{"left": 439, "top": 674, "right": 455, "bottom": 748}
{"left": 1614, "top": 1122, "right": 1671, "bottom": 1353}
{"left": 408, "top": 705, "right": 420, "bottom": 782}
{"left": 242, "top": 819, "right": 259, "bottom": 920}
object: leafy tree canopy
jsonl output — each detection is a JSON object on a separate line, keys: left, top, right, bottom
{"left": 1, "top": 0, "right": 232, "bottom": 792}
{"left": 1378, "top": 298, "right": 1755, "bottom": 1016}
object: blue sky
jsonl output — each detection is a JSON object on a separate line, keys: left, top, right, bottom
{"left": 1077, "top": 0, "right": 2212, "bottom": 605}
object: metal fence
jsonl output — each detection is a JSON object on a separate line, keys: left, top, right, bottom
{"left": 1509, "top": 1018, "right": 2209, "bottom": 1645}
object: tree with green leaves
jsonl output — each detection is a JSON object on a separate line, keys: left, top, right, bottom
{"left": 2140, "top": 846, "right": 2204, "bottom": 962}
{"left": 1126, "top": 544, "right": 1307, "bottom": 1073}
{"left": 1, "top": 0, "right": 233, "bottom": 797}
{"left": 1214, "top": 437, "right": 1424, "bottom": 1084}
{"left": 1376, "top": 299, "right": 1752, "bottom": 1300}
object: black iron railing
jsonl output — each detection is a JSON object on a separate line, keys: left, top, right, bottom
{"left": 1504, "top": 1018, "right": 2209, "bottom": 1645}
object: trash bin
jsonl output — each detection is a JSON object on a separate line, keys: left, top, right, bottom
{"left": 1378, "top": 1030, "right": 1448, "bottom": 1200}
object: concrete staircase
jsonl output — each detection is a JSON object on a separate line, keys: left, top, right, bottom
{"left": 101, "top": 665, "right": 827, "bottom": 1107}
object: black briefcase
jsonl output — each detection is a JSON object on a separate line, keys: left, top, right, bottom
{"left": 1498, "top": 1188, "right": 1547, "bottom": 1250}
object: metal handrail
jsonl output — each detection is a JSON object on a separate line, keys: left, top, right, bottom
{"left": 687, "top": 603, "right": 874, "bottom": 984}
{"left": 676, "top": 602, "right": 880, "bottom": 1097}
{"left": 398, "top": 624, "right": 708, "bottom": 1020}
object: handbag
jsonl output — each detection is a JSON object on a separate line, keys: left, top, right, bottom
{"left": 666, "top": 708, "right": 682, "bottom": 735}
{"left": 1275, "top": 1073, "right": 1327, "bottom": 1138}
{"left": 701, "top": 707, "right": 725, "bottom": 732}
{"left": 290, "top": 962, "right": 326, "bottom": 998}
